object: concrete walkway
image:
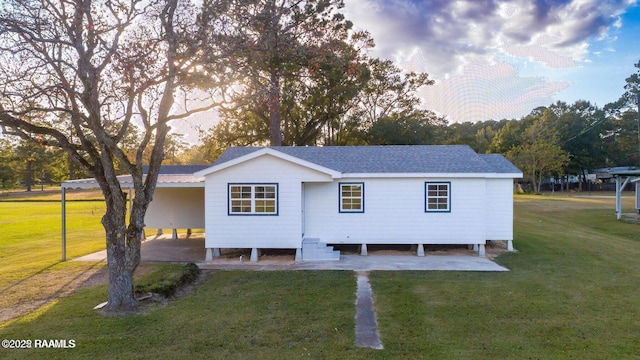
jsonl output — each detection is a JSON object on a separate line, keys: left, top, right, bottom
{"left": 355, "top": 272, "right": 383, "bottom": 349}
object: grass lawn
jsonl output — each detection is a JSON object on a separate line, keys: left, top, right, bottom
{"left": 0, "top": 190, "right": 108, "bottom": 325}
{"left": 372, "top": 195, "right": 640, "bottom": 358}
{"left": 0, "top": 200, "right": 106, "bottom": 287}
{"left": 2, "top": 193, "right": 640, "bottom": 359}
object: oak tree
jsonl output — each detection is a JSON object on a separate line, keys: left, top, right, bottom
{"left": 0, "top": 0, "right": 216, "bottom": 311}
{"left": 506, "top": 113, "right": 569, "bottom": 194}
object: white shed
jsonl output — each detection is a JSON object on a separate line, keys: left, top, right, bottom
{"left": 194, "top": 145, "right": 522, "bottom": 262}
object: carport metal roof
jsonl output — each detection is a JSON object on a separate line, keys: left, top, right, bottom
{"left": 62, "top": 174, "right": 205, "bottom": 189}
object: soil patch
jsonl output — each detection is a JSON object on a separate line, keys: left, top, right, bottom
{"left": 1, "top": 263, "right": 156, "bottom": 325}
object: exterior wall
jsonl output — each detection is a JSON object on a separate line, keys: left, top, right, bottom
{"left": 303, "top": 177, "right": 487, "bottom": 245}
{"left": 203, "top": 154, "right": 333, "bottom": 249}
{"left": 484, "top": 178, "right": 514, "bottom": 240}
{"left": 145, "top": 187, "right": 205, "bottom": 229}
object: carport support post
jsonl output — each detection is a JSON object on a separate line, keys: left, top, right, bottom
{"left": 616, "top": 176, "right": 631, "bottom": 220}
{"left": 616, "top": 176, "right": 622, "bottom": 220}
{"left": 61, "top": 187, "right": 66, "bottom": 262}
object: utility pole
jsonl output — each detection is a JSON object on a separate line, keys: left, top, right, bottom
{"left": 637, "top": 92, "right": 640, "bottom": 166}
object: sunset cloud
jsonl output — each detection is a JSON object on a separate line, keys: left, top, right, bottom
{"left": 344, "top": 0, "right": 638, "bottom": 122}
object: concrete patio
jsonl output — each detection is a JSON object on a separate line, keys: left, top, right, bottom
{"left": 73, "top": 235, "right": 509, "bottom": 272}
{"left": 72, "top": 233, "right": 207, "bottom": 263}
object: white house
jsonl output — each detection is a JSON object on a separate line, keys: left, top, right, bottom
{"left": 193, "top": 145, "right": 522, "bottom": 262}
{"left": 61, "top": 145, "right": 522, "bottom": 262}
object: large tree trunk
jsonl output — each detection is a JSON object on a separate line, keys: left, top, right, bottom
{"left": 103, "top": 190, "right": 140, "bottom": 310}
{"left": 532, "top": 169, "right": 541, "bottom": 194}
{"left": 269, "top": 70, "right": 282, "bottom": 146}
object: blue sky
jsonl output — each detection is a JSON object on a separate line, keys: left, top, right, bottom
{"left": 343, "top": 0, "right": 640, "bottom": 123}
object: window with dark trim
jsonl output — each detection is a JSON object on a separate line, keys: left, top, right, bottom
{"left": 425, "top": 182, "right": 450, "bottom": 212}
{"left": 229, "top": 184, "right": 278, "bottom": 215}
{"left": 340, "top": 183, "right": 364, "bottom": 213}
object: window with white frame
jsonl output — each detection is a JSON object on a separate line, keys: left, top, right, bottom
{"left": 425, "top": 182, "right": 450, "bottom": 212}
{"left": 229, "top": 184, "right": 278, "bottom": 215}
{"left": 340, "top": 183, "right": 364, "bottom": 213}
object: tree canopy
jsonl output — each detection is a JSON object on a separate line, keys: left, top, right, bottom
{"left": 197, "top": 0, "right": 361, "bottom": 146}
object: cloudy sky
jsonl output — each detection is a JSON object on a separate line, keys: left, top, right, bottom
{"left": 343, "top": 0, "right": 640, "bottom": 123}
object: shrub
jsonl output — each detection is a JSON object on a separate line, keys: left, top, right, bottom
{"left": 135, "top": 263, "right": 201, "bottom": 298}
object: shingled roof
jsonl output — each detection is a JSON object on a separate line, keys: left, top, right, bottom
{"left": 213, "top": 145, "right": 521, "bottom": 174}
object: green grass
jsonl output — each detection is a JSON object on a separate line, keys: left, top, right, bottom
{"left": 1, "top": 271, "right": 358, "bottom": 360}
{"left": 371, "top": 195, "right": 640, "bottom": 359}
{"left": 0, "top": 197, "right": 108, "bottom": 326}
{"left": 2, "top": 194, "right": 640, "bottom": 359}
{"left": 0, "top": 201, "right": 106, "bottom": 287}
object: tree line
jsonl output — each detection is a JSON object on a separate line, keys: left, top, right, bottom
{"left": 2, "top": 61, "right": 639, "bottom": 195}
{"left": 188, "top": 61, "right": 640, "bottom": 194}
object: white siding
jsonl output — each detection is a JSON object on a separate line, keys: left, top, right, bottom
{"left": 203, "top": 154, "right": 333, "bottom": 249}
{"left": 484, "top": 178, "right": 514, "bottom": 240}
{"left": 303, "top": 178, "right": 487, "bottom": 245}
{"left": 145, "top": 187, "right": 205, "bottom": 229}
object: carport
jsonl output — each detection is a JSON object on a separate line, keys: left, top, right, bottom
{"left": 60, "top": 165, "right": 207, "bottom": 261}
{"left": 611, "top": 168, "right": 640, "bottom": 220}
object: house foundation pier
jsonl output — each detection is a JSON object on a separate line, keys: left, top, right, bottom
{"left": 250, "top": 248, "right": 260, "bottom": 262}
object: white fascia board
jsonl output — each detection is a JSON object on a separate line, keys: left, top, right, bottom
{"left": 194, "top": 148, "right": 342, "bottom": 179}
{"left": 341, "top": 172, "right": 523, "bottom": 179}
{"left": 480, "top": 172, "right": 523, "bottom": 179}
